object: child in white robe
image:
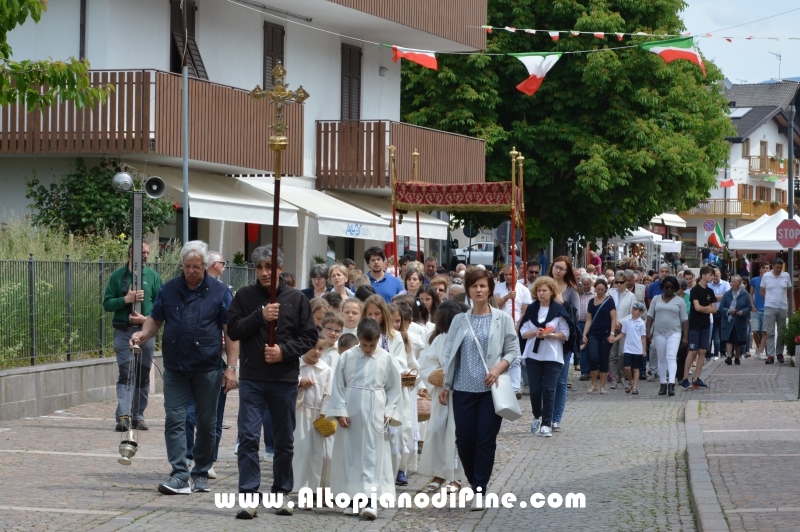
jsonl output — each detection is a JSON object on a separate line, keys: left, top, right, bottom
{"left": 320, "top": 311, "right": 344, "bottom": 374}
{"left": 293, "top": 333, "right": 334, "bottom": 493}
{"left": 326, "top": 319, "right": 402, "bottom": 520}
{"left": 341, "top": 298, "right": 362, "bottom": 336}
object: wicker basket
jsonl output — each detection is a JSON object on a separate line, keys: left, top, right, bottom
{"left": 428, "top": 368, "right": 444, "bottom": 388}
{"left": 401, "top": 369, "right": 418, "bottom": 388}
{"left": 312, "top": 415, "right": 337, "bottom": 438}
{"left": 417, "top": 397, "right": 432, "bottom": 422}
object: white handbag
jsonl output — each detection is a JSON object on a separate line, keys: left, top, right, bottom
{"left": 466, "top": 316, "right": 523, "bottom": 421}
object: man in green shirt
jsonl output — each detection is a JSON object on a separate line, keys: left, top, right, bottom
{"left": 103, "top": 241, "right": 162, "bottom": 432}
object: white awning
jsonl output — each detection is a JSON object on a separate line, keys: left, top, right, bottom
{"left": 142, "top": 166, "right": 298, "bottom": 227}
{"left": 238, "top": 178, "right": 393, "bottom": 241}
{"left": 650, "top": 213, "right": 687, "bottom": 228}
{"left": 329, "top": 192, "right": 450, "bottom": 240}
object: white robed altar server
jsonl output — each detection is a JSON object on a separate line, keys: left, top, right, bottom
{"left": 292, "top": 353, "right": 333, "bottom": 491}
{"left": 326, "top": 330, "right": 402, "bottom": 511}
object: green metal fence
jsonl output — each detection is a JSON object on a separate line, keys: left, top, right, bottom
{"left": 0, "top": 257, "right": 255, "bottom": 369}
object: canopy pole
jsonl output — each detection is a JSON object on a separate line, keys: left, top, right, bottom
{"left": 389, "top": 145, "right": 398, "bottom": 266}
{"left": 510, "top": 147, "right": 519, "bottom": 323}
{"left": 517, "top": 153, "right": 526, "bottom": 263}
{"left": 413, "top": 149, "right": 422, "bottom": 262}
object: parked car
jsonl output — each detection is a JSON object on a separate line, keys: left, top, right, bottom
{"left": 452, "top": 242, "right": 520, "bottom": 269}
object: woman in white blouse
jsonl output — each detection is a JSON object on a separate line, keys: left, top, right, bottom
{"left": 519, "top": 276, "right": 572, "bottom": 438}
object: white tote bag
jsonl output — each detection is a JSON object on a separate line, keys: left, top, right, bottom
{"left": 467, "top": 318, "right": 523, "bottom": 421}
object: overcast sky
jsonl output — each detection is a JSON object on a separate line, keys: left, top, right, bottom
{"left": 680, "top": 1, "right": 800, "bottom": 83}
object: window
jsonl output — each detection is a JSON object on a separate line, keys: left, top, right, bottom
{"left": 341, "top": 44, "right": 362, "bottom": 121}
{"left": 760, "top": 140, "right": 768, "bottom": 158}
{"left": 777, "top": 189, "right": 787, "bottom": 204}
{"left": 738, "top": 184, "right": 754, "bottom": 201}
{"left": 263, "top": 22, "right": 284, "bottom": 90}
{"left": 741, "top": 138, "right": 750, "bottom": 159}
{"left": 776, "top": 143, "right": 784, "bottom": 158}
{"left": 756, "top": 186, "right": 771, "bottom": 201}
{"left": 169, "top": 0, "right": 208, "bottom": 80}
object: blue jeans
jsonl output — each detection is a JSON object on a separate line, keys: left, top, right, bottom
{"left": 452, "top": 390, "right": 503, "bottom": 493}
{"left": 577, "top": 321, "right": 589, "bottom": 375}
{"left": 162, "top": 367, "right": 222, "bottom": 481}
{"left": 113, "top": 328, "right": 154, "bottom": 421}
{"left": 711, "top": 316, "right": 726, "bottom": 358}
{"left": 186, "top": 390, "right": 228, "bottom": 462}
{"left": 238, "top": 380, "right": 297, "bottom": 495}
{"left": 553, "top": 353, "right": 572, "bottom": 424}
{"left": 234, "top": 407, "right": 275, "bottom": 456}
{"left": 526, "top": 359, "right": 562, "bottom": 427}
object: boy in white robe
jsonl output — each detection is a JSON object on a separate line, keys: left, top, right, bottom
{"left": 326, "top": 319, "right": 402, "bottom": 520}
{"left": 320, "top": 312, "right": 344, "bottom": 374}
{"left": 293, "top": 333, "right": 334, "bottom": 493}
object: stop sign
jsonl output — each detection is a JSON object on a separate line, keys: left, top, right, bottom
{"left": 776, "top": 219, "right": 800, "bottom": 248}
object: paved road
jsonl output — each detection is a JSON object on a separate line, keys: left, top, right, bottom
{"left": 0, "top": 364, "right": 702, "bottom": 531}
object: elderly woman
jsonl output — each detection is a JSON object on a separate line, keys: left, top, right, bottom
{"left": 429, "top": 275, "right": 450, "bottom": 302}
{"left": 439, "top": 269, "right": 519, "bottom": 510}
{"left": 721, "top": 275, "right": 752, "bottom": 365}
{"left": 646, "top": 276, "right": 688, "bottom": 396}
{"left": 300, "top": 264, "right": 329, "bottom": 300}
{"left": 519, "top": 276, "right": 572, "bottom": 437}
{"left": 328, "top": 264, "right": 354, "bottom": 299}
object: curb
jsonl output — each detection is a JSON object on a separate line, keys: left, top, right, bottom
{"left": 685, "top": 399, "right": 728, "bottom": 532}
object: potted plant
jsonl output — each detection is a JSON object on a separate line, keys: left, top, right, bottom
{"left": 770, "top": 201, "right": 780, "bottom": 208}
{"left": 780, "top": 312, "right": 800, "bottom": 360}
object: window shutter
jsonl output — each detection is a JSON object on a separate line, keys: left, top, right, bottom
{"left": 263, "top": 22, "right": 284, "bottom": 90}
{"left": 169, "top": 0, "right": 207, "bottom": 79}
{"left": 742, "top": 139, "right": 749, "bottom": 159}
{"left": 737, "top": 184, "right": 744, "bottom": 200}
{"left": 341, "top": 44, "right": 361, "bottom": 121}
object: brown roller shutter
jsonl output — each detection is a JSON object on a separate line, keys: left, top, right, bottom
{"left": 341, "top": 44, "right": 361, "bottom": 121}
{"left": 263, "top": 22, "right": 284, "bottom": 89}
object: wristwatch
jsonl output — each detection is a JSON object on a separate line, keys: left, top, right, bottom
{"left": 226, "top": 365, "right": 237, "bottom": 371}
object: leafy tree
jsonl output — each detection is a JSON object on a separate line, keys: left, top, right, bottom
{"left": 401, "top": 0, "right": 734, "bottom": 247}
{"left": 26, "top": 158, "right": 176, "bottom": 237}
{"left": 1, "top": 0, "right": 108, "bottom": 109}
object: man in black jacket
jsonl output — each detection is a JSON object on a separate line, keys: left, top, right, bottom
{"left": 227, "top": 246, "right": 317, "bottom": 519}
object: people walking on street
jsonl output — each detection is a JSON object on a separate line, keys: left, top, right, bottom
{"left": 709, "top": 268, "right": 731, "bottom": 361}
{"left": 582, "top": 279, "right": 617, "bottom": 394}
{"left": 609, "top": 302, "right": 647, "bottom": 394}
{"left": 682, "top": 266, "right": 715, "bottom": 390}
{"left": 761, "top": 258, "right": 792, "bottom": 364}
{"left": 646, "top": 276, "right": 688, "bottom": 397}
{"left": 609, "top": 272, "right": 636, "bottom": 389}
{"left": 576, "top": 275, "right": 594, "bottom": 380}
{"left": 748, "top": 263, "right": 769, "bottom": 358}
{"left": 721, "top": 275, "right": 752, "bottom": 365}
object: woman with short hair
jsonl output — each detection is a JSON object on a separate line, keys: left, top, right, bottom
{"left": 301, "top": 264, "right": 329, "bottom": 300}
{"left": 721, "top": 275, "right": 752, "bottom": 365}
{"left": 329, "top": 264, "right": 354, "bottom": 299}
{"left": 646, "top": 276, "right": 688, "bottom": 396}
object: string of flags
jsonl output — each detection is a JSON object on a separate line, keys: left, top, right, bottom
{"left": 387, "top": 37, "right": 704, "bottom": 96}
{"left": 478, "top": 26, "right": 800, "bottom": 42}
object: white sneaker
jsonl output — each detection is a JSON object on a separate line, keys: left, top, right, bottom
{"left": 530, "top": 419, "right": 541, "bottom": 434}
{"left": 360, "top": 505, "right": 377, "bottom": 520}
{"left": 264, "top": 452, "right": 274, "bottom": 463}
{"left": 539, "top": 426, "right": 552, "bottom": 438}
{"left": 470, "top": 497, "right": 484, "bottom": 511}
{"left": 207, "top": 466, "right": 217, "bottom": 479}
{"left": 343, "top": 505, "right": 358, "bottom": 515}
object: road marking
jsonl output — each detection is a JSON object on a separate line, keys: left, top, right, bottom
{"left": 0, "top": 449, "right": 165, "bottom": 460}
{"left": 703, "top": 429, "right": 800, "bottom": 432}
{"left": 708, "top": 453, "right": 800, "bottom": 457}
{"left": 726, "top": 507, "right": 800, "bottom": 513}
{"left": 0, "top": 505, "right": 121, "bottom": 515}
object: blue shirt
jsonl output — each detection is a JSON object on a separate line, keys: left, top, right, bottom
{"left": 750, "top": 276, "right": 765, "bottom": 311}
{"left": 647, "top": 279, "right": 663, "bottom": 300}
{"left": 368, "top": 272, "right": 404, "bottom": 303}
{"left": 708, "top": 252, "right": 717, "bottom": 264}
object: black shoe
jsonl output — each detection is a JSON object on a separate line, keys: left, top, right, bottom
{"left": 766, "top": 356, "right": 775, "bottom": 364}
{"left": 115, "top": 416, "right": 131, "bottom": 432}
{"left": 778, "top": 354, "right": 785, "bottom": 364}
{"left": 131, "top": 419, "right": 149, "bottom": 430}
{"left": 668, "top": 384, "right": 675, "bottom": 396}
{"left": 658, "top": 384, "right": 667, "bottom": 396}
{"left": 734, "top": 357, "right": 741, "bottom": 365}
{"left": 724, "top": 357, "right": 732, "bottom": 365}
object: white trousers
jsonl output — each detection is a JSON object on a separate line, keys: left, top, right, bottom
{"left": 654, "top": 332, "right": 682, "bottom": 384}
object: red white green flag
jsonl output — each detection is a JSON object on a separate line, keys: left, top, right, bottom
{"left": 510, "top": 52, "right": 562, "bottom": 96}
{"left": 708, "top": 222, "right": 725, "bottom": 247}
{"left": 392, "top": 46, "right": 437, "bottom": 70}
{"left": 641, "top": 37, "right": 705, "bottom": 75}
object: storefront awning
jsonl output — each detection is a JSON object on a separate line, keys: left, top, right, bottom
{"left": 140, "top": 165, "right": 298, "bottom": 227}
{"left": 238, "top": 179, "right": 392, "bottom": 241}
{"left": 650, "top": 213, "right": 687, "bottom": 228}
{"left": 330, "top": 193, "right": 449, "bottom": 240}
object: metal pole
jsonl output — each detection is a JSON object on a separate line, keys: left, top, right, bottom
{"left": 182, "top": 64, "right": 189, "bottom": 245}
{"left": 28, "top": 253, "right": 36, "bottom": 366}
{"left": 788, "top": 104, "right": 795, "bottom": 319}
{"left": 268, "top": 150, "right": 282, "bottom": 346}
{"left": 131, "top": 193, "right": 144, "bottom": 315}
{"left": 65, "top": 254, "right": 72, "bottom": 362}
{"left": 99, "top": 256, "right": 105, "bottom": 355}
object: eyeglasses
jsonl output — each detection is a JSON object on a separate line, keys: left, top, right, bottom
{"left": 182, "top": 264, "right": 204, "bottom": 271}
{"left": 553, "top": 266, "right": 567, "bottom": 272}
{"left": 614, "top": 280, "right": 625, "bottom": 284}
{"left": 528, "top": 270, "right": 540, "bottom": 275}
{"left": 323, "top": 326, "right": 342, "bottom": 335}
{"left": 213, "top": 261, "right": 226, "bottom": 266}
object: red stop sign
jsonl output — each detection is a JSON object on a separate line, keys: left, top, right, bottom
{"left": 776, "top": 219, "right": 800, "bottom": 248}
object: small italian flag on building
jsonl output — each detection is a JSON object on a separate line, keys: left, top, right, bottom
{"left": 708, "top": 222, "right": 725, "bottom": 247}
{"left": 510, "top": 52, "right": 562, "bottom": 96}
{"left": 391, "top": 46, "right": 438, "bottom": 70}
{"left": 640, "top": 36, "right": 705, "bottom": 75}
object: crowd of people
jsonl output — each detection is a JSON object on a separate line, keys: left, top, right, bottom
{"left": 105, "top": 240, "right": 792, "bottom": 520}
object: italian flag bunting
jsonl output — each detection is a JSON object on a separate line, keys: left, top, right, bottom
{"left": 392, "top": 46, "right": 438, "bottom": 70}
{"left": 510, "top": 52, "right": 562, "bottom": 96}
{"left": 708, "top": 223, "right": 725, "bottom": 247}
{"left": 641, "top": 37, "right": 705, "bottom": 75}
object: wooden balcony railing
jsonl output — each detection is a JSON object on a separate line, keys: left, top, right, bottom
{"left": 749, "top": 156, "right": 800, "bottom": 176}
{"left": 679, "top": 199, "right": 787, "bottom": 219}
{"left": 0, "top": 70, "right": 303, "bottom": 175}
{"left": 315, "top": 120, "right": 485, "bottom": 190}
{"left": 329, "top": 0, "right": 486, "bottom": 49}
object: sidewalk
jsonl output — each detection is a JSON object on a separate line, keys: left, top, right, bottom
{"left": 685, "top": 355, "right": 800, "bottom": 532}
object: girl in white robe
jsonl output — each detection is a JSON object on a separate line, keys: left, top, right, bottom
{"left": 391, "top": 302, "right": 424, "bottom": 476}
{"left": 418, "top": 300, "right": 466, "bottom": 492}
{"left": 326, "top": 319, "right": 402, "bottom": 520}
{"left": 293, "top": 336, "right": 334, "bottom": 492}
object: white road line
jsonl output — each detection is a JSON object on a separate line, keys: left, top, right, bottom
{"left": 0, "top": 505, "right": 121, "bottom": 515}
{"left": 0, "top": 449, "right": 166, "bottom": 460}
{"left": 726, "top": 507, "right": 800, "bottom": 513}
{"left": 708, "top": 453, "right": 800, "bottom": 457}
{"left": 703, "top": 429, "right": 800, "bottom": 432}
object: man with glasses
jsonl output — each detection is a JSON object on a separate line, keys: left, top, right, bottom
{"left": 208, "top": 252, "right": 227, "bottom": 280}
{"left": 749, "top": 263, "right": 770, "bottom": 358}
{"left": 526, "top": 260, "right": 541, "bottom": 290}
{"left": 103, "top": 241, "right": 162, "bottom": 433}
{"left": 609, "top": 272, "right": 636, "bottom": 388}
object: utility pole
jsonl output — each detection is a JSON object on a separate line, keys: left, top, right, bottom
{"left": 788, "top": 104, "right": 795, "bottom": 316}
{"left": 181, "top": 0, "right": 190, "bottom": 245}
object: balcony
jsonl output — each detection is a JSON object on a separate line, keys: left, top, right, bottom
{"left": 679, "top": 199, "right": 787, "bottom": 219}
{"left": 315, "top": 120, "right": 485, "bottom": 190}
{"left": 329, "top": 0, "right": 486, "bottom": 49}
{"left": 0, "top": 70, "right": 303, "bottom": 175}
{"left": 749, "top": 156, "right": 800, "bottom": 177}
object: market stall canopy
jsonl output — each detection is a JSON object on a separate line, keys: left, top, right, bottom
{"left": 650, "top": 213, "right": 687, "bottom": 228}
{"left": 727, "top": 209, "right": 800, "bottom": 251}
{"left": 330, "top": 192, "right": 449, "bottom": 240}
{"left": 239, "top": 178, "right": 392, "bottom": 241}
{"left": 729, "top": 214, "right": 770, "bottom": 239}
{"left": 135, "top": 165, "right": 299, "bottom": 227}
{"left": 622, "top": 227, "right": 663, "bottom": 243}
{"left": 656, "top": 240, "right": 683, "bottom": 253}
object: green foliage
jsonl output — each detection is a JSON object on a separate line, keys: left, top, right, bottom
{"left": 781, "top": 311, "right": 800, "bottom": 353}
{"left": 26, "top": 158, "right": 176, "bottom": 237}
{"left": 233, "top": 251, "right": 246, "bottom": 266}
{"left": 1, "top": 0, "right": 111, "bottom": 110}
{"left": 400, "top": 0, "right": 735, "bottom": 245}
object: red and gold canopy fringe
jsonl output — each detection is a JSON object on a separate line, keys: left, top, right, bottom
{"left": 394, "top": 181, "right": 515, "bottom": 213}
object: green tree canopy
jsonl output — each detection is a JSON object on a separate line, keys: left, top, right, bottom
{"left": 26, "top": 159, "right": 176, "bottom": 237}
{"left": 1, "top": 0, "right": 108, "bottom": 109}
{"left": 401, "top": 0, "right": 734, "bottom": 246}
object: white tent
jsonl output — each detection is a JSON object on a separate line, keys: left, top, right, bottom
{"left": 656, "top": 239, "right": 683, "bottom": 253}
{"left": 727, "top": 210, "right": 800, "bottom": 251}
{"left": 729, "top": 214, "right": 770, "bottom": 240}
{"left": 622, "top": 227, "right": 663, "bottom": 243}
